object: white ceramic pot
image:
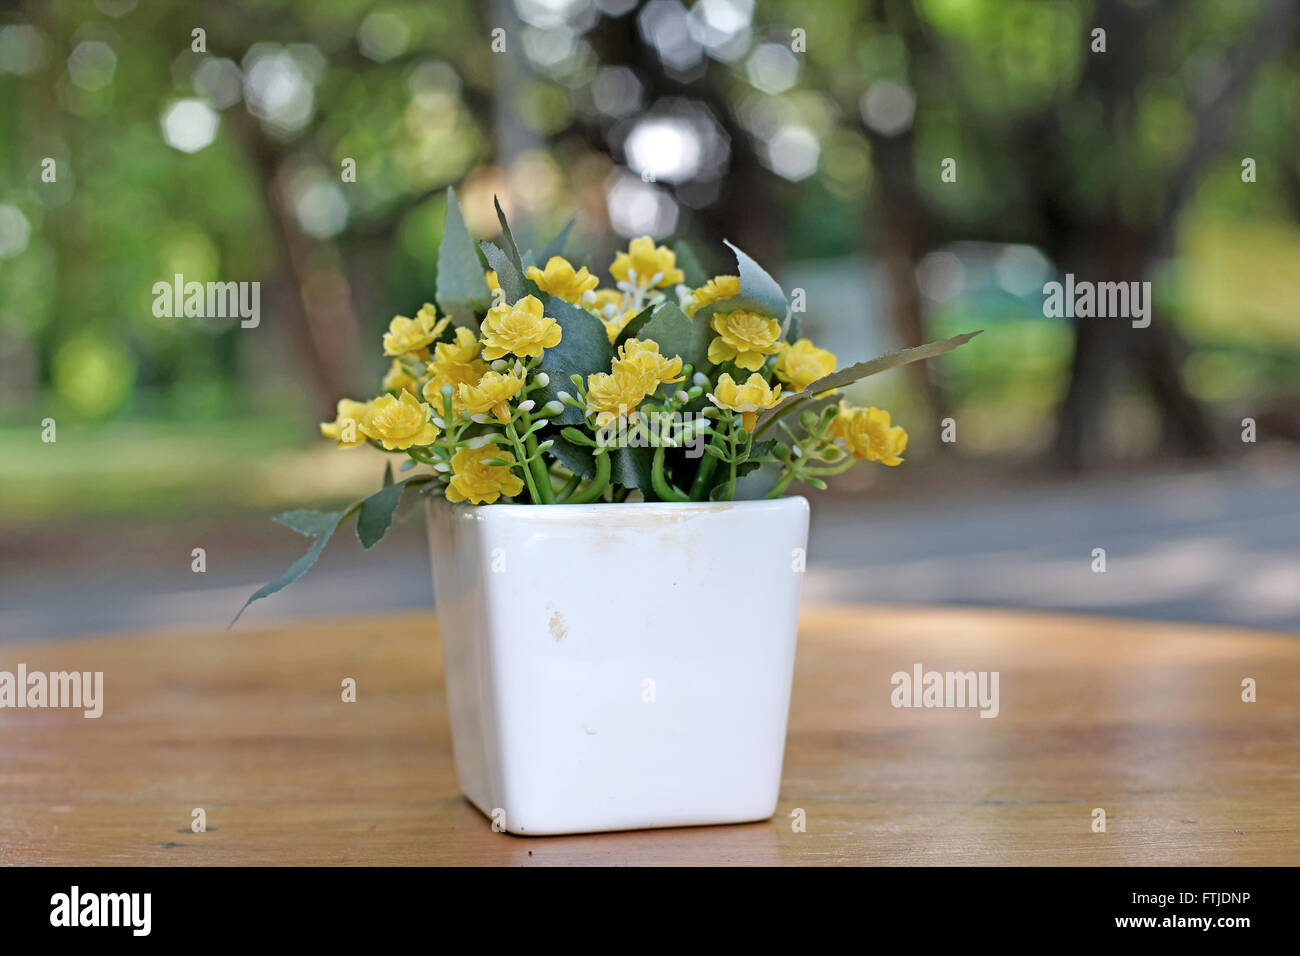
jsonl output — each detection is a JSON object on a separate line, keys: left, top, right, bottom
{"left": 426, "top": 496, "right": 810, "bottom": 836}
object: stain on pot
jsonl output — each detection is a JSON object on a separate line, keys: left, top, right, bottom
{"left": 547, "top": 604, "right": 568, "bottom": 642}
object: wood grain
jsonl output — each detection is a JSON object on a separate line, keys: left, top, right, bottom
{"left": 1, "top": 606, "right": 1296, "bottom": 865}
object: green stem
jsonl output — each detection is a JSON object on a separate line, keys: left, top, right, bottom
{"left": 505, "top": 421, "right": 542, "bottom": 504}
{"left": 724, "top": 425, "right": 738, "bottom": 500}
{"left": 554, "top": 472, "right": 582, "bottom": 502}
{"left": 524, "top": 430, "right": 554, "bottom": 503}
{"left": 688, "top": 425, "right": 728, "bottom": 500}
{"left": 763, "top": 471, "right": 797, "bottom": 499}
{"left": 651, "top": 443, "right": 691, "bottom": 501}
{"left": 565, "top": 451, "right": 610, "bottom": 504}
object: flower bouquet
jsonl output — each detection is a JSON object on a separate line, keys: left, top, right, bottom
{"left": 238, "top": 191, "right": 978, "bottom": 834}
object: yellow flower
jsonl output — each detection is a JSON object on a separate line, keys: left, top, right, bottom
{"left": 615, "top": 338, "right": 684, "bottom": 394}
{"left": 382, "top": 359, "right": 419, "bottom": 395}
{"left": 319, "top": 398, "right": 372, "bottom": 449}
{"left": 601, "top": 307, "right": 635, "bottom": 344}
{"left": 774, "top": 338, "right": 837, "bottom": 393}
{"left": 383, "top": 303, "right": 449, "bottom": 357}
{"left": 456, "top": 369, "right": 525, "bottom": 423}
{"left": 422, "top": 327, "right": 490, "bottom": 409}
{"left": 685, "top": 275, "right": 739, "bottom": 317}
{"left": 359, "top": 391, "right": 440, "bottom": 451}
{"left": 526, "top": 256, "right": 599, "bottom": 304}
{"left": 446, "top": 444, "right": 525, "bottom": 505}
{"left": 485, "top": 270, "right": 500, "bottom": 293}
{"left": 586, "top": 367, "right": 650, "bottom": 426}
{"left": 707, "top": 372, "right": 782, "bottom": 431}
{"left": 480, "top": 294, "right": 562, "bottom": 360}
{"left": 707, "top": 309, "right": 783, "bottom": 371}
{"left": 591, "top": 288, "right": 624, "bottom": 313}
{"left": 831, "top": 403, "right": 908, "bottom": 466}
{"left": 610, "top": 236, "right": 684, "bottom": 289}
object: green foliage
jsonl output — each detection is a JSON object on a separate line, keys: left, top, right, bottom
{"left": 436, "top": 189, "right": 491, "bottom": 327}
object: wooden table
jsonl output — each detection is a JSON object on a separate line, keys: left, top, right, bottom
{"left": 1, "top": 606, "right": 1296, "bottom": 865}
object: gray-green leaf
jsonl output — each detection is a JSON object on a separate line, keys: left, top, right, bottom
{"left": 436, "top": 189, "right": 491, "bottom": 327}
{"left": 757, "top": 330, "right": 984, "bottom": 430}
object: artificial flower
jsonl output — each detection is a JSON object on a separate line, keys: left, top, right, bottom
{"left": 830, "top": 403, "right": 908, "bottom": 466}
{"left": 383, "top": 304, "right": 448, "bottom": 357}
{"left": 422, "top": 327, "right": 490, "bottom": 408}
{"left": 480, "top": 294, "right": 562, "bottom": 360}
{"left": 610, "top": 237, "right": 684, "bottom": 290}
{"left": 445, "top": 444, "right": 525, "bottom": 505}
{"left": 707, "top": 372, "right": 782, "bottom": 431}
{"left": 456, "top": 369, "right": 525, "bottom": 423}
{"left": 601, "top": 307, "right": 636, "bottom": 344}
{"left": 586, "top": 367, "right": 650, "bottom": 426}
{"left": 359, "top": 391, "right": 440, "bottom": 451}
{"left": 526, "top": 256, "right": 599, "bottom": 304}
{"left": 319, "top": 398, "right": 372, "bottom": 449}
{"left": 774, "top": 338, "right": 837, "bottom": 393}
{"left": 615, "top": 338, "right": 684, "bottom": 394}
{"left": 591, "top": 288, "right": 625, "bottom": 314}
{"left": 382, "top": 359, "right": 418, "bottom": 395}
{"left": 685, "top": 275, "right": 739, "bottom": 317}
{"left": 707, "top": 309, "right": 783, "bottom": 371}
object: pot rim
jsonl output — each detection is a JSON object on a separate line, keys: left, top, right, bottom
{"left": 428, "top": 494, "right": 809, "bottom": 519}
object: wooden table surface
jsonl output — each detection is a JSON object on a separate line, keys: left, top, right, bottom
{"left": 1, "top": 606, "right": 1296, "bottom": 865}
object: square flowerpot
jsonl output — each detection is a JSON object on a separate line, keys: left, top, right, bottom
{"left": 426, "top": 496, "right": 810, "bottom": 836}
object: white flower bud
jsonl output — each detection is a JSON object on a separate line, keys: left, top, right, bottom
{"left": 491, "top": 359, "right": 508, "bottom": 372}
{"left": 649, "top": 271, "right": 664, "bottom": 286}
{"left": 518, "top": 399, "right": 536, "bottom": 412}
{"left": 692, "top": 372, "right": 709, "bottom": 387}
{"left": 466, "top": 434, "right": 496, "bottom": 449}
{"left": 470, "top": 413, "right": 490, "bottom": 424}
{"left": 535, "top": 372, "right": 550, "bottom": 387}
{"left": 580, "top": 290, "right": 596, "bottom": 306}
{"left": 542, "top": 400, "right": 565, "bottom": 416}
{"left": 556, "top": 390, "right": 572, "bottom": 403}
{"left": 675, "top": 390, "right": 688, "bottom": 403}
{"left": 432, "top": 417, "right": 446, "bottom": 428}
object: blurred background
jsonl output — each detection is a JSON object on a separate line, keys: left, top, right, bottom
{"left": 1, "top": 0, "right": 1298, "bottom": 639}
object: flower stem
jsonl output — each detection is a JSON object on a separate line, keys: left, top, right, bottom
{"left": 566, "top": 451, "right": 610, "bottom": 504}
{"left": 651, "top": 443, "right": 690, "bottom": 501}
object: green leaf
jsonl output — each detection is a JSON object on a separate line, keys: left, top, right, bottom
{"left": 611, "top": 303, "right": 657, "bottom": 349}
{"left": 735, "top": 439, "right": 776, "bottom": 479}
{"left": 633, "top": 300, "right": 712, "bottom": 372}
{"left": 272, "top": 509, "right": 339, "bottom": 537}
{"left": 231, "top": 508, "right": 352, "bottom": 626}
{"left": 494, "top": 195, "right": 522, "bottom": 269}
{"left": 538, "top": 213, "right": 577, "bottom": 263}
{"left": 726, "top": 240, "right": 787, "bottom": 319}
{"left": 382, "top": 461, "right": 394, "bottom": 487}
{"left": 672, "top": 239, "right": 709, "bottom": 287}
{"left": 730, "top": 460, "right": 784, "bottom": 500}
{"left": 757, "top": 330, "right": 984, "bottom": 430}
{"left": 549, "top": 432, "right": 655, "bottom": 493}
{"left": 536, "top": 296, "right": 614, "bottom": 425}
{"left": 436, "top": 189, "right": 491, "bottom": 328}
{"left": 479, "top": 240, "right": 529, "bottom": 304}
{"left": 356, "top": 477, "right": 407, "bottom": 549}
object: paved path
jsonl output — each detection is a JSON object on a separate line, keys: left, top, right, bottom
{"left": 3, "top": 464, "right": 1297, "bottom": 641}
